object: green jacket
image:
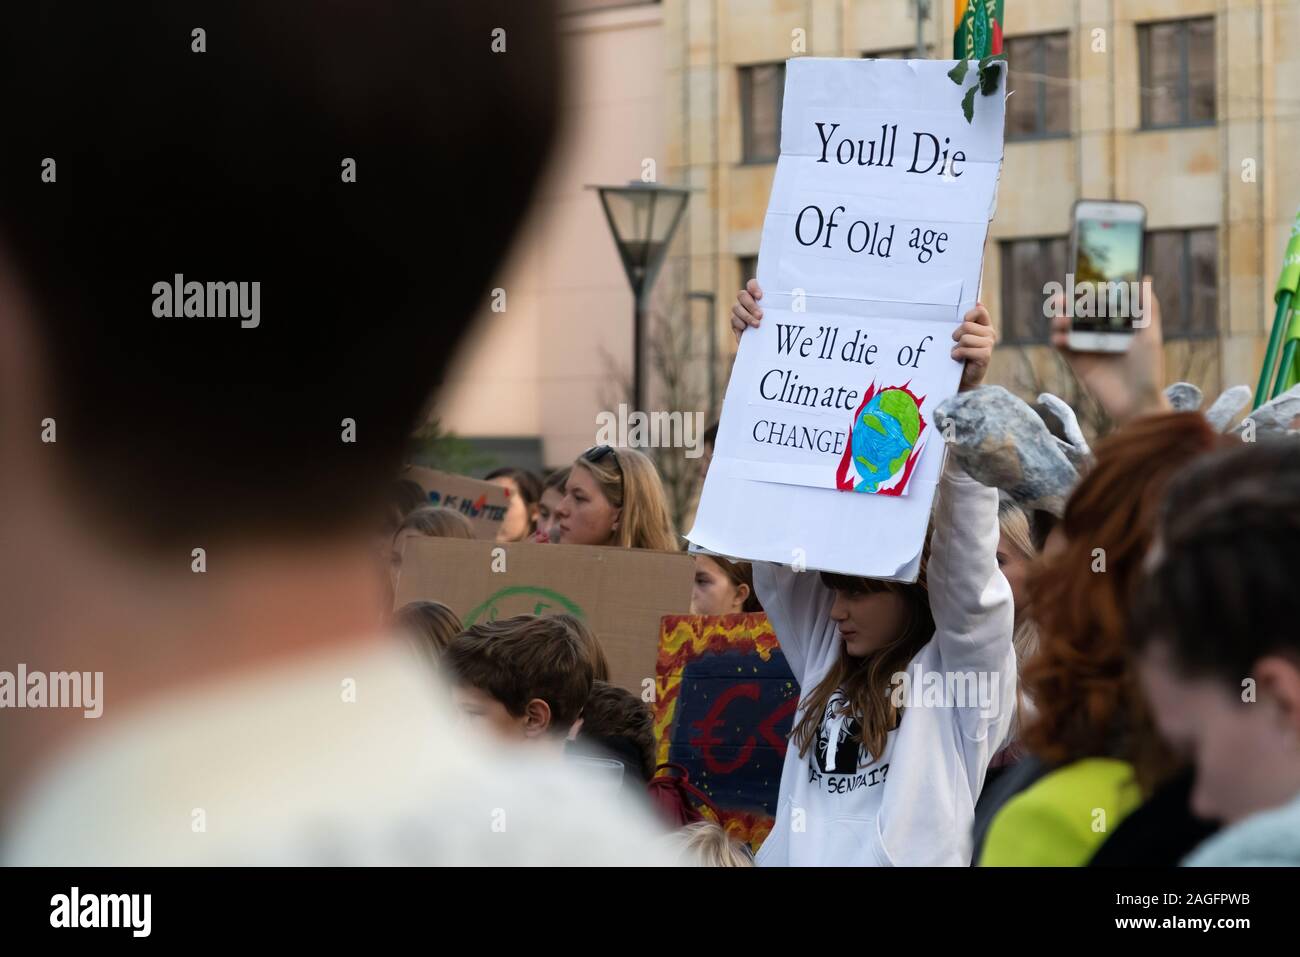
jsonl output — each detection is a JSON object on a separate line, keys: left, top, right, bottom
{"left": 979, "top": 758, "right": 1142, "bottom": 866}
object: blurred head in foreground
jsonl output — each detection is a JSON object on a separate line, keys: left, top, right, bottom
{"left": 1134, "top": 439, "right": 1300, "bottom": 826}
{"left": 0, "top": 3, "right": 687, "bottom": 869}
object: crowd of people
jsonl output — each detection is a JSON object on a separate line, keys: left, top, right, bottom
{"left": 3, "top": 1, "right": 1296, "bottom": 872}
{"left": 373, "top": 274, "right": 1300, "bottom": 868}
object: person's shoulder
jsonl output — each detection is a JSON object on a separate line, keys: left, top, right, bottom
{"left": 2, "top": 640, "right": 676, "bottom": 866}
{"left": 981, "top": 758, "right": 1141, "bottom": 866}
{"left": 1027, "top": 758, "right": 1142, "bottom": 809}
{"left": 1184, "top": 794, "right": 1300, "bottom": 867}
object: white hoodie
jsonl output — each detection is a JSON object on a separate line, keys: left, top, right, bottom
{"left": 754, "top": 455, "right": 1016, "bottom": 866}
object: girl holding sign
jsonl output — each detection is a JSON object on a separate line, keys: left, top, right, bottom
{"left": 731, "top": 280, "right": 1014, "bottom": 866}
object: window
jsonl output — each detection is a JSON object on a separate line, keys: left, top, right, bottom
{"left": 861, "top": 46, "right": 930, "bottom": 59}
{"left": 999, "top": 237, "right": 1067, "bottom": 345}
{"left": 1139, "top": 18, "right": 1215, "bottom": 128}
{"left": 1004, "top": 33, "right": 1069, "bottom": 140}
{"left": 1144, "top": 228, "right": 1218, "bottom": 339}
{"left": 740, "top": 63, "right": 785, "bottom": 163}
{"left": 560, "top": 0, "right": 660, "bottom": 12}
{"left": 739, "top": 255, "right": 758, "bottom": 286}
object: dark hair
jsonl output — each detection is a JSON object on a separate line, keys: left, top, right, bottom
{"left": 395, "top": 600, "right": 462, "bottom": 660}
{"left": 444, "top": 614, "right": 594, "bottom": 731}
{"left": 1, "top": 1, "right": 560, "bottom": 550}
{"left": 1132, "top": 439, "right": 1300, "bottom": 687}
{"left": 387, "top": 479, "right": 430, "bottom": 532}
{"left": 397, "top": 506, "right": 475, "bottom": 540}
{"left": 704, "top": 422, "right": 720, "bottom": 447}
{"left": 1029, "top": 509, "right": 1059, "bottom": 552}
{"left": 578, "top": 680, "right": 656, "bottom": 782}
{"left": 542, "top": 467, "right": 570, "bottom": 493}
{"left": 484, "top": 467, "right": 543, "bottom": 509}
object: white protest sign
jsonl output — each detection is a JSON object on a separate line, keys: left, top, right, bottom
{"left": 688, "top": 57, "right": 1005, "bottom": 579}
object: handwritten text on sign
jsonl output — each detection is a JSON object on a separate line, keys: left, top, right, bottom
{"left": 688, "top": 57, "right": 1005, "bottom": 577}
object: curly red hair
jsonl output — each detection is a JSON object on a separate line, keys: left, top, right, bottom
{"left": 1021, "top": 412, "right": 1223, "bottom": 789}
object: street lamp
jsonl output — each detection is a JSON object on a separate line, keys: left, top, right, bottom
{"left": 588, "top": 182, "right": 690, "bottom": 411}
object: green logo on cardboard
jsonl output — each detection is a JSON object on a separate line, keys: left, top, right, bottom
{"left": 465, "top": 586, "right": 586, "bottom": 624}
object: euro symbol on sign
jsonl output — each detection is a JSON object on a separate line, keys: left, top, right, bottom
{"left": 690, "top": 683, "right": 760, "bottom": 774}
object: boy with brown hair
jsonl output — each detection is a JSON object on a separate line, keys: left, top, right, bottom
{"left": 445, "top": 615, "right": 594, "bottom": 748}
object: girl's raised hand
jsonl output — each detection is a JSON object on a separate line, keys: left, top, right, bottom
{"left": 953, "top": 303, "right": 995, "bottom": 392}
{"left": 735, "top": 285, "right": 996, "bottom": 393}
{"left": 731, "top": 278, "right": 763, "bottom": 342}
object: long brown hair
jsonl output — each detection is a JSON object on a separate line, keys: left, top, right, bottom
{"left": 792, "top": 542, "right": 933, "bottom": 765}
{"left": 1022, "top": 412, "right": 1221, "bottom": 791}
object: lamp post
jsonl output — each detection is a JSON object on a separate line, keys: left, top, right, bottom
{"left": 588, "top": 182, "right": 690, "bottom": 411}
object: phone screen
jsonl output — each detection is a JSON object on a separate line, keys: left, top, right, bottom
{"left": 1071, "top": 216, "right": 1144, "bottom": 332}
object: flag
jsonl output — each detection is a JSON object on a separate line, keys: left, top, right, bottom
{"left": 954, "top": 0, "right": 1004, "bottom": 60}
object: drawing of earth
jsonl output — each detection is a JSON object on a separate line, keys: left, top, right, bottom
{"left": 851, "top": 388, "right": 922, "bottom": 492}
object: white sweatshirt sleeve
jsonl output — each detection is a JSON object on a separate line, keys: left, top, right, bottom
{"left": 925, "top": 453, "right": 1017, "bottom": 742}
{"left": 752, "top": 561, "right": 838, "bottom": 684}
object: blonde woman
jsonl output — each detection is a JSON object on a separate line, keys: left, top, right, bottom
{"left": 551, "top": 446, "right": 679, "bottom": 551}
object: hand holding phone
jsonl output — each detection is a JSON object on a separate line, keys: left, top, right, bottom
{"left": 1066, "top": 200, "right": 1146, "bottom": 353}
{"left": 1049, "top": 276, "right": 1170, "bottom": 426}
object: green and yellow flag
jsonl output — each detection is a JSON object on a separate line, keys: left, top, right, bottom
{"left": 953, "top": 0, "right": 1004, "bottom": 60}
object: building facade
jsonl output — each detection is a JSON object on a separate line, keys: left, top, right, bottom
{"left": 435, "top": 0, "right": 667, "bottom": 473}
{"left": 437, "top": 0, "right": 1299, "bottom": 477}
{"left": 666, "top": 0, "right": 1300, "bottom": 425}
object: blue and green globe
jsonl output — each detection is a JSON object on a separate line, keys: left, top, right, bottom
{"left": 851, "top": 388, "right": 922, "bottom": 492}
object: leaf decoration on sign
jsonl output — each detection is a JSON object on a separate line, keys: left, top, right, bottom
{"left": 961, "top": 84, "right": 978, "bottom": 123}
{"left": 953, "top": 52, "right": 1007, "bottom": 123}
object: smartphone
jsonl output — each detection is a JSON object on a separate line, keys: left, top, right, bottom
{"left": 1066, "top": 200, "right": 1146, "bottom": 353}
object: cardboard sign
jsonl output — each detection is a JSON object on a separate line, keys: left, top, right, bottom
{"left": 689, "top": 57, "right": 1005, "bottom": 579}
{"left": 394, "top": 538, "right": 694, "bottom": 693}
{"left": 400, "top": 465, "right": 510, "bottom": 540}
{"left": 653, "top": 613, "right": 798, "bottom": 851}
